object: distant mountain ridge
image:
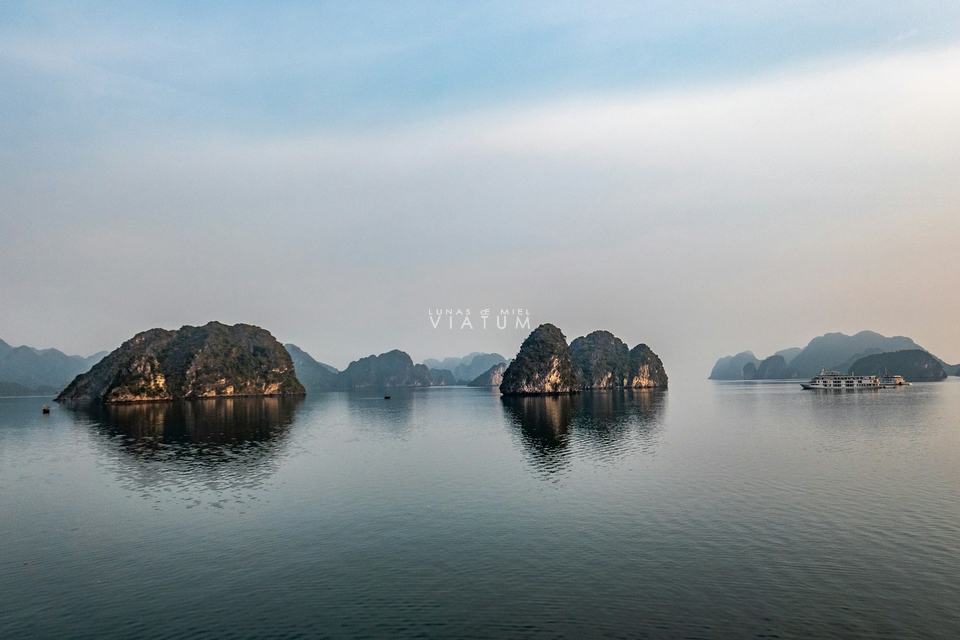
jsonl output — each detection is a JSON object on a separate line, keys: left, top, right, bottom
{"left": 287, "top": 344, "right": 451, "bottom": 391}
{"left": 284, "top": 344, "right": 339, "bottom": 392}
{"left": 0, "top": 337, "right": 107, "bottom": 396}
{"left": 710, "top": 331, "right": 955, "bottom": 380}
{"left": 422, "top": 352, "right": 508, "bottom": 384}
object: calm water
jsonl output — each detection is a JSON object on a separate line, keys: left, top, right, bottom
{"left": 2, "top": 379, "right": 959, "bottom": 638}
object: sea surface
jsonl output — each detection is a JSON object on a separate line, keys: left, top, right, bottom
{"left": 2, "top": 379, "right": 959, "bottom": 639}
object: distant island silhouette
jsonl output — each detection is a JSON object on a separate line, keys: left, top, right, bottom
{"left": 710, "top": 331, "right": 959, "bottom": 381}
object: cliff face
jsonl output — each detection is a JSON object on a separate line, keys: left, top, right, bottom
{"left": 500, "top": 324, "right": 578, "bottom": 395}
{"left": 56, "top": 322, "right": 305, "bottom": 403}
{"left": 336, "top": 350, "right": 432, "bottom": 389}
{"left": 429, "top": 368, "right": 457, "bottom": 386}
{"left": 468, "top": 363, "right": 506, "bottom": 387}
{"left": 848, "top": 349, "right": 946, "bottom": 382}
{"left": 285, "top": 344, "right": 339, "bottom": 392}
{"left": 743, "top": 355, "right": 796, "bottom": 380}
{"left": 570, "top": 331, "right": 629, "bottom": 389}
{"left": 626, "top": 344, "right": 668, "bottom": 388}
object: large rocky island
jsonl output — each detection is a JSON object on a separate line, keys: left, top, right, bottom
{"left": 710, "top": 331, "right": 959, "bottom": 380}
{"left": 56, "top": 322, "right": 305, "bottom": 403}
{"left": 848, "top": 350, "right": 947, "bottom": 382}
{"left": 500, "top": 324, "right": 667, "bottom": 395}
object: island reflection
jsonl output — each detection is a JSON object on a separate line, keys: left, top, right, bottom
{"left": 82, "top": 396, "right": 303, "bottom": 446}
{"left": 502, "top": 390, "right": 665, "bottom": 475}
{"left": 68, "top": 397, "right": 303, "bottom": 494}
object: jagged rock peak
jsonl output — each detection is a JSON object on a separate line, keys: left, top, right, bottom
{"left": 500, "top": 324, "right": 578, "bottom": 395}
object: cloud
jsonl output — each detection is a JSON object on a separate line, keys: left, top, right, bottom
{"left": 2, "top": 46, "right": 960, "bottom": 370}
{"left": 893, "top": 28, "right": 919, "bottom": 43}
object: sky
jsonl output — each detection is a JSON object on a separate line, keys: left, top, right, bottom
{"left": 2, "top": 1, "right": 960, "bottom": 378}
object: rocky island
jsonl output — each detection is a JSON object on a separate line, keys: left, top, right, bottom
{"left": 335, "top": 349, "right": 433, "bottom": 389}
{"left": 848, "top": 349, "right": 947, "bottom": 382}
{"left": 710, "top": 331, "right": 959, "bottom": 380}
{"left": 56, "top": 322, "right": 305, "bottom": 403}
{"left": 500, "top": 324, "right": 579, "bottom": 395}
{"left": 285, "top": 343, "right": 339, "bottom": 392}
{"left": 467, "top": 363, "right": 506, "bottom": 387}
{"left": 500, "top": 324, "right": 667, "bottom": 395}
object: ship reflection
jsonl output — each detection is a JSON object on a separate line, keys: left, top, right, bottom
{"left": 502, "top": 390, "right": 666, "bottom": 475}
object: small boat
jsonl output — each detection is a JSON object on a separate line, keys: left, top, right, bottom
{"left": 42, "top": 404, "right": 50, "bottom": 414}
{"left": 384, "top": 395, "right": 391, "bottom": 400}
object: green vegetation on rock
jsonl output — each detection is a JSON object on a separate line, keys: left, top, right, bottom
{"left": 848, "top": 349, "right": 946, "bottom": 382}
{"left": 335, "top": 350, "right": 432, "bottom": 389}
{"left": 502, "top": 325, "right": 667, "bottom": 394}
{"left": 500, "top": 324, "right": 578, "bottom": 395}
{"left": 570, "top": 331, "right": 629, "bottom": 389}
{"left": 56, "top": 322, "right": 305, "bottom": 403}
{"left": 627, "top": 344, "right": 668, "bottom": 388}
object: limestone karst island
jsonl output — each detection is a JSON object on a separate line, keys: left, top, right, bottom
{"left": 56, "top": 322, "right": 305, "bottom": 403}
{"left": 51, "top": 321, "right": 668, "bottom": 403}
{"left": 499, "top": 323, "right": 667, "bottom": 395}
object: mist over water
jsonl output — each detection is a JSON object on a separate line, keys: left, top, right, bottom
{"left": 2, "top": 381, "right": 959, "bottom": 638}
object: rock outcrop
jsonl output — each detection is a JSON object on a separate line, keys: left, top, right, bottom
{"left": 710, "top": 351, "right": 761, "bottom": 380}
{"left": 429, "top": 368, "right": 457, "bottom": 386}
{"left": 502, "top": 325, "right": 668, "bottom": 394}
{"left": 468, "top": 363, "right": 506, "bottom": 387}
{"left": 626, "top": 344, "right": 668, "bottom": 388}
{"left": 848, "top": 349, "right": 947, "bottom": 382}
{"left": 56, "top": 322, "right": 305, "bottom": 403}
{"left": 500, "top": 324, "right": 578, "bottom": 395}
{"left": 336, "top": 350, "right": 432, "bottom": 389}
{"left": 743, "top": 355, "right": 797, "bottom": 380}
{"left": 285, "top": 343, "right": 339, "bottom": 392}
{"left": 570, "top": 331, "right": 629, "bottom": 389}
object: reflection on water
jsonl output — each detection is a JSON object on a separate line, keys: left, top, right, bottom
{"left": 575, "top": 389, "right": 665, "bottom": 458}
{"left": 501, "top": 395, "right": 575, "bottom": 473}
{"left": 344, "top": 390, "right": 415, "bottom": 438}
{"left": 502, "top": 390, "right": 666, "bottom": 475}
{"left": 65, "top": 397, "right": 303, "bottom": 498}
{"left": 84, "top": 397, "right": 302, "bottom": 446}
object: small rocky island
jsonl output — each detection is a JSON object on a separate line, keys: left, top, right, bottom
{"left": 56, "top": 322, "right": 305, "bottom": 403}
{"left": 500, "top": 324, "right": 667, "bottom": 395}
{"left": 467, "top": 363, "right": 507, "bottom": 387}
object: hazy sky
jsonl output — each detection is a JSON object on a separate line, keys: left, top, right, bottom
{"left": 2, "top": 2, "right": 960, "bottom": 377}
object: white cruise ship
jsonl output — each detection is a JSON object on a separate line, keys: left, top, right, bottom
{"left": 880, "top": 374, "right": 910, "bottom": 388}
{"left": 801, "top": 369, "right": 881, "bottom": 390}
